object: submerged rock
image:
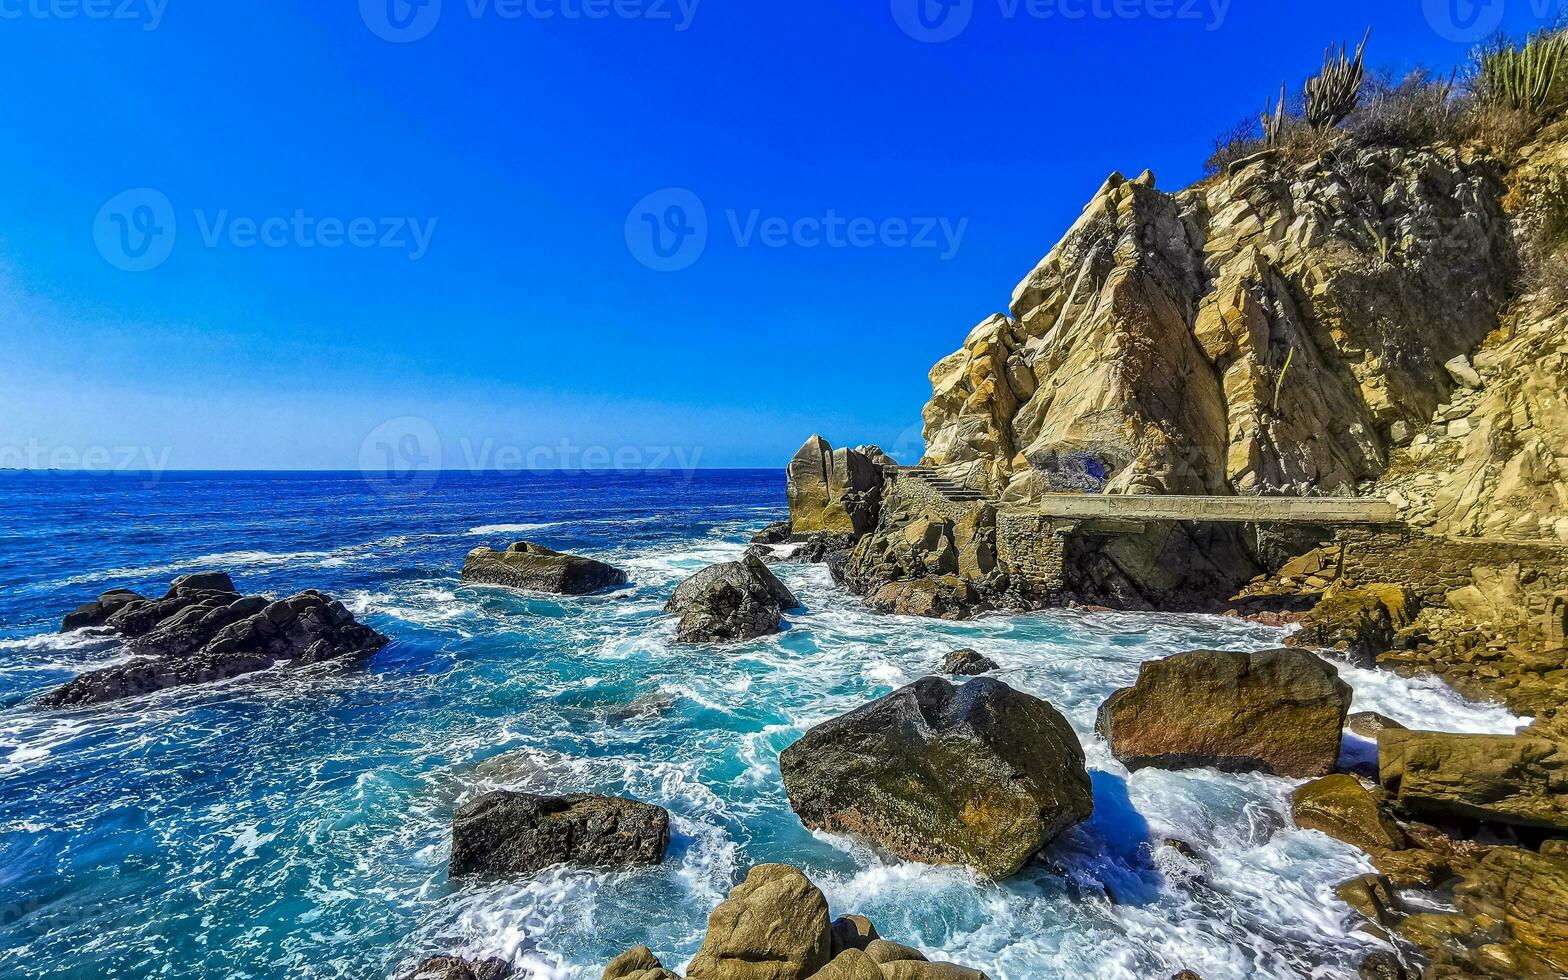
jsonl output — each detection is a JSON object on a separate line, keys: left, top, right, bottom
{"left": 665, "top": 552, "right": 800, "bottom": 644}
{"left": 1378, "top": 730, "right": 1568, "bottom": 833}
{"left": 1096, "top": 649, "right": 1352, "bottom": 777}
{"left": 942, "top": 649, "right": 1000, "bottom": 676}
{"left": 42, "top": 587, "right": 388, "bottom": 708}
{"left": 450, "top": 791, "right": 669, "bottom": 877}
{"left": 462, "top": 541, "right": 628, "bottom": 595}
{"left": 780, "top": 677, "right": 1092, "bottom": 878}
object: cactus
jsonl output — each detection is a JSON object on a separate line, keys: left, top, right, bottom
{"left": 1478, "top": 30, "right": 1567, "bottom": 116}
{"left": 1303, "top": 30, "right": 1370, "bottom": 128}
{"left": 1262, "top": 82, "right": 1288, "bottom": 147}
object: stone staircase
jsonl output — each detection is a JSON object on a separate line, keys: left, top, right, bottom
{"left": 900, "top": 466, "right": 989, "bottom": 504}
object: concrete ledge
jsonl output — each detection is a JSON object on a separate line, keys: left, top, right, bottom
{"left": 1011, "top": 494, "right": 1399, "bottom": 525}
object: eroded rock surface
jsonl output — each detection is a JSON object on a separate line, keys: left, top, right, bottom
{"left": 1096, "top": 648, "right": 1351, "bottom": 777}
{"left": 786, "top": 436, "right": 887, "bottom": 538}
{"left": 1378, "top": 730, "right": 1568, "bottom": 833}
{"left": 462, "top": 541, "right": 628, "bottom": 595}
{"left": 780, "top": 677, "right": 1091, "bottom": 877}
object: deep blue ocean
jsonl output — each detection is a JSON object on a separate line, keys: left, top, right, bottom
{"left": 0, "top": 471, "right": 1522, "bottom": 979}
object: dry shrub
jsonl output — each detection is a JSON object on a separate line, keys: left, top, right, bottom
{"left": 1205, "top": 116, "right": 1265, "bottom": 176}
{"left": 1510, "top": 169, "right": 1568, "bottom": 306}
{"left": 1346, "top": 70, "right": 1465, "bottom": 147}
{"left": 1460, "top": 101, "right": 1546, "bottom": 157}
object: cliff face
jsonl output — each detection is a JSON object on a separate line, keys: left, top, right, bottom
{"left": 923, "top": 147, "right": 1520, "bottom": 500}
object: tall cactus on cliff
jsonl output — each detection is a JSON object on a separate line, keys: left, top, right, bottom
{"left": 1262, "top": 82, "right": 1288, "bottom": 147}
{"left": 1303, "top": 30, "right": 1370, "bottom": 128}
{"left": 1478, "top": 30, "right": 1568, "bottom": 116}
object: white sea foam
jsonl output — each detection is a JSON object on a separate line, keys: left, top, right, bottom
{"left": 465, "top": 523, "right": 564, "bottom": 536}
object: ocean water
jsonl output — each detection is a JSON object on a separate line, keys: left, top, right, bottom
{"left": 0, "top": 471, "right": 1523, "bottom": 980}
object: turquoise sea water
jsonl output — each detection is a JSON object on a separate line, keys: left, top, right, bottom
{"left": 0, "top": 472, "right": 1523, "bottom": 979}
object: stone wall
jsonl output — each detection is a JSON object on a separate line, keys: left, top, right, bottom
{"left": 1335, "top": 528, "right": 1568, "bottom": 635}
{"left": 886, "top": 472, "right": 977, "bottom": 523}
{"left": 996, "top": 511, "right": 1067, "bottom": 597}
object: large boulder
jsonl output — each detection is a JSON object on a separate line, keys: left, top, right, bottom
{"left": 1096, "top": 649, "right": 1352, "bottom": 777}
{"left": 665, "top": 553, "right": 800, "bottom": 644}
{"left": 780, "top": 677, "right": 1092, "bottom": 878}
{"left": 786, "top": 436, "right": 886, "bottom": 538}
{"left": 449, "top": 791, "right": 670, "bottom": 877}
{"left": 41, "top": 589, "right": 388, "bottom": 708}
{"left": 1378, "top": 730, "right": 1568, "bottom": 833}
{"left": 684, "top": 864, "right": 832, "bottom": 980}
{"left": 60, "top": 588, "right": 148, "bottom": 632}
{"left": 942, "top": 649, "right": 1000, "bottom": 676}
{"left": 462, "top": 541, "right": 628, "bottom": 595}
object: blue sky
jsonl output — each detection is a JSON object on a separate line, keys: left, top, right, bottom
{"left": 0, "top": 0, "right": 1559, "bottom": 470}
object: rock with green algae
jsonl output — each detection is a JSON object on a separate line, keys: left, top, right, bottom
{"left": 462, "top": 541, "right": 628, "bottom": 595}
{"left": 780, "top": 677, "right": 1092, "bottom": 878}
{"left": 1287, "top": 583, "right": 1415, "bottom": 667}
{"left": 1095, "top": 648, "right": 1352, "bottom": 778}
{"left": 1292, "top": 774, "right": 1408, "bottom": 853}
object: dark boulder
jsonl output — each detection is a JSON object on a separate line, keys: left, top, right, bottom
{"left": 665, "top": 553, "right": 800, "bottom": 644}
{"left": 751, "top": 522, "right": 794, "bottom": 545}
{"left": 942, "top": 649, "right": 999, "bottom": 676}
{"left": 41, "top": 590, "right": 387, "bottom": 708}
{"left": 449, "top": 791, "right": 670, "bottom": 877}
{"left": 780, "top": 677, "right": 1092, "bottom": 878}
{"left": 1096, "top": 649, "right": 1352, "bottom": 778}
{"left": 60, "top": 589, "right": 145, "bottom": 632}
{"left": 399, "top": 956, "right": 515, "bottom": 980}
{"left": 462, "top": 541, "right": 628, "bottom": 595}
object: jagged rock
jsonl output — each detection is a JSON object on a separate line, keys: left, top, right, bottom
{"left": 59, "top": 588, "right": 147, "bottom": 632}
{"left": 1356, "top": 950, "right": 1408, "bottom": 980}
{"left": 1378, "top": 730, "right": 1568, "bottom": 833}
{"left": 449, "top": 791, "right": 669, "bottom": 877}
{"left": 786, "top": 436, "right": 886, "bottom": 538}
{"left": 780, "top": 677, "right": 1092, "bottom": 878}
{"left": 462, "top": 541, "right": 628, "bottom": 595}
{"left": 1347, "top": 712, "right": 1408, "bottom": 738}
{"left": 41, "top": 589, "right": 388, "bottom": 707}
{"left": 1292, "top": 775, "right": 1407, "bottom": 852}
{"left": 941, "top": 649, "right": 999, "bottom": 676}
{"left": 1288, "top": 584, "right": 1414, "bottom": 667}
{"left": 1096, "top": 649, "right": 1352, "bottom": 777}
{"left": 865, "top": 577, "right": 982, "bottom": 621}
{"left": 684, "top": 864, "right": 832, "bottom": 980}
{"left": 1453, "top": 847, "right": 1568, "bottom": 976}
{"left": 665, "top": 553, "right": 800, "bottom": 643}
{"left": 400, "top": 956, "right": 515, "bottom": 980}
{"left": 753, "top": 522, "right": 794, "bottom": 545}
